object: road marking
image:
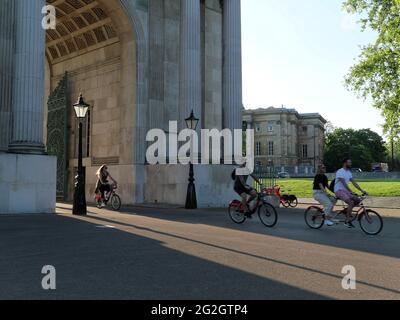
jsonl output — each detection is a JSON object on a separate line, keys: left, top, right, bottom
{"left": 95, "top": 225, "right": 116, "bottom": 229}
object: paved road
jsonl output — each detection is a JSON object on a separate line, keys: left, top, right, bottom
{"left": 299, "top": 197, "right": 400, "bottom": 210}
{"left": 0, "top": 204, "right": 399, "bottom": 300}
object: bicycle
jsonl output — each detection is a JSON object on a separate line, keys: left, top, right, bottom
{"left": 304, "top": 194, "right": 383, "bottom": 235}
{"left": 228, "top": 186, "right": 278, "bottom": 228}
{"left": 96, "top": 184, "right": 122, "bottom": 211}
{"left": 274, "top": 185, "right": 298, "bottom": 208}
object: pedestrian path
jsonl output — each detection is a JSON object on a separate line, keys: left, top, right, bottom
{"left": 299, "top": 197, "right": 400, "bottom": 210}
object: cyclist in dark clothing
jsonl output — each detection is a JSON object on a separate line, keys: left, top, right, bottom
{"left": 313, "top": 164, "right": 336, "bottom": 226}
{"left": 95, "top": 165, "right": 118, "bottom": 207}
{"left": 234, "top": 163, "right": 262, "bottom": 217}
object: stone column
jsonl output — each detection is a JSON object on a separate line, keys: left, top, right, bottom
{"left": 180, "top": 0, "right": 202, "bottom": 129}
{"left": 223, "top": 0, "right": 242, "bottom": 131}
{"left": 9, "top": 0, "right": 46, "bottom": 154}
{"left": 0, "top": 0, "right": 15, "bottom": 152}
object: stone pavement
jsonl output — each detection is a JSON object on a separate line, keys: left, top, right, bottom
{"left": 0, "top": 203, "right": 399, "bottom": 300}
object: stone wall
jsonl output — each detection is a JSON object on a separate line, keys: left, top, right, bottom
{"left": 298, "top": 119, "right": 324, "bottom": 167}
{"left": 45, "top": 0, "right": 138, "bottom": 204}
{"left": 203, "top": 0, "right": 223, "bottom": 130}
{"left": 145, "top": 164, "right": 238, "bottom": 208}
{"left": 0, "top": 154, "right": 57, "bottom": 214}
{"left": 11, "top": 0, "right": 233, "bottom": 208}
{"left": 146, "top": 0, "right": 223, "bottom": 131}
{"left": 0, "top": 0, "right": 15, "bottom": 152}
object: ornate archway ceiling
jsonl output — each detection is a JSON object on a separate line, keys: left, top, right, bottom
{"left": 46, "top": 0, "right": 118, "bottom": 63}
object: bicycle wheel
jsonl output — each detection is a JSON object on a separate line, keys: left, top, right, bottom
{"left": 289, "top": 197, "right": 298, "bottom": 208}
{"left": 258, "top": 203, "right": 278, "bottom": 228}
{"left": 304, "top": 206, "right": 325, "bottom": 229}
{"left": 110, "top": 194, "right": 121, "bottom": 211}
{"left": 228, "top": 203, "right": 246, "bottom": 224}
{"left": 359, "top": 210, "right": 383, "bottom": 236}
{"left": 282, "top": 200, "right": 290, "bottom": 208}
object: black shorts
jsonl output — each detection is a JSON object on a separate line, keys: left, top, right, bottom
{"left": 99, "top": 183, "right": 111, "bottom": 194}
{"left": 234, "top": 184, "right": 252, "bottom": 196}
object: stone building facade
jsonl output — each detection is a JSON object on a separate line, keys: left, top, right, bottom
{"left": 0, "top": 0, "right": 243, "bottom": 213}
{"left": 243, "top": 107, "right": 327, "bottom": 173}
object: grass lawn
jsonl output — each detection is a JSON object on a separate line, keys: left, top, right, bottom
{"left": 264, "top": 179, "right": 400, "bottom": 198}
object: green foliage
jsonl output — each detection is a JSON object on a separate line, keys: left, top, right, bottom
{"left": 386, "top": 138, "right": 400, "bottom": 169}
{"left": 324, "top": 128, "right": 387, "bottom": 171}
{"left": 343, "top": 0, "right": 400, "bottom": 139}
{"left": 275, "top": 178, "right": 400, "bottom": 197}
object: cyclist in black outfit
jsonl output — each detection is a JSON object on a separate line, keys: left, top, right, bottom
{"left": 95, "top": 165, "right": 118, "bottom": 207}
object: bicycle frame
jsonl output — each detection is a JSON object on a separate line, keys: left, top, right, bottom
{"left": 230, "top": 188, "right": 269, "bottom": 214}
{"left": 105, "top": 185, "right": 118, "bottom": 202}
{"left": 355, "top": 201, "right": 373, "bottom": 223}
{"left": 323, "top": 196, "right": 369, "bottom": 222}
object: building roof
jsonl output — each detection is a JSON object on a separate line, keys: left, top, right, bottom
{"left": 243, "top": 107, "right": 327, "bottom": 124}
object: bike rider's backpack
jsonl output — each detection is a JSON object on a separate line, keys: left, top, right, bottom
{"left": 328, "top": 179, "right": 336, "bottom": 193}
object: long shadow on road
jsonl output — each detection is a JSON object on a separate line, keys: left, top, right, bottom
{"left": 107, "top": 205, "right": 400, "bottom": 260}
{"left": 84, "top": 213, "right": 400, "bottom": 297}
{"left": 0, "top": 213, "right": 327, "bottom": 300}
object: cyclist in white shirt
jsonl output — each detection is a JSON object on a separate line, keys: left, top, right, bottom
{"left": 334, "top": 158, "right": 367, "bottom": 228}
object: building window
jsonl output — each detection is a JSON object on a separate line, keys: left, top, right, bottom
{"left": 268, "top": 141, "right": 274, "bottom": 156}
{"left": 267, "top": 121, "right": 275, "bottom": 132}
{"left": 256, "top": 142, "right": 261, "bottom": 156}
{"left": 74, "top": 108, "right": 92, "bottom": 158}
{"left": 302, "top": 144, "right": 308, "bottom": 158}
{"left": 302, "top": 126, "right": 308, "bottom": 133}
{"left": 255, "top": 123, "right": 261, "bottom": 132}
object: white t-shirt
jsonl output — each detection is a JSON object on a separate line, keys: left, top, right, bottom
{"left": 334, "top": 168, "right": 353, "bottom": 193}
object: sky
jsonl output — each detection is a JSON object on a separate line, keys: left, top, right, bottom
{"left": 241, "top": 0, "right": 385, "bottom": 136}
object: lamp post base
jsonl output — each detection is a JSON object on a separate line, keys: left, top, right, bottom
{"left": 185, "top": 184, "right": 197, "bottom": 209}
{"left": 72, "top": 175, "right": 87, "bottom": 216}
{"left": 185, "top": 163, "right": 197, "bottom": 209}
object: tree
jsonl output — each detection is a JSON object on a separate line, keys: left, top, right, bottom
{"left": 325, "top": 121, "right": 336, "bottom": 135}
{"left": 324, "top": 128, "right": 387, "bottom": 171}
{"left": 386, "top": 137, "right": 400, "bottom": 170}
{"left": 343, "top": 0, "right": 400, "bottom": 140}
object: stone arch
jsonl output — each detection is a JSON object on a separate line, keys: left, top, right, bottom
{"left": 118, "top": 0, "right": 149, "bottom": 166}
{"left": 44, "top": 0, "right": 148, "bottom": 203}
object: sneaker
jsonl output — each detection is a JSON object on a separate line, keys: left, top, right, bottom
{"left": 345, "top": 221, "right": 356, "bottom": 229}
{"left": 325, "top": 220, "right": 335, "bottom": 227}
{"left": 101, "top": 202, "right": 106, "bottom": 208}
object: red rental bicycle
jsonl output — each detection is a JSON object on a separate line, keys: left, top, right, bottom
{"left": 228, "top": 186, "right": 278, "bottom": 228}
{"left": 274, "top": 186, "right": 298, "bottom": 208}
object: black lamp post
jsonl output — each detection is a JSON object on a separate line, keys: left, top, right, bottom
{"left": 72, "top": 93, "right": 90, "bottom": 216}
{"left": 185, "top": 111, "right": 199, "bottom": 209}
